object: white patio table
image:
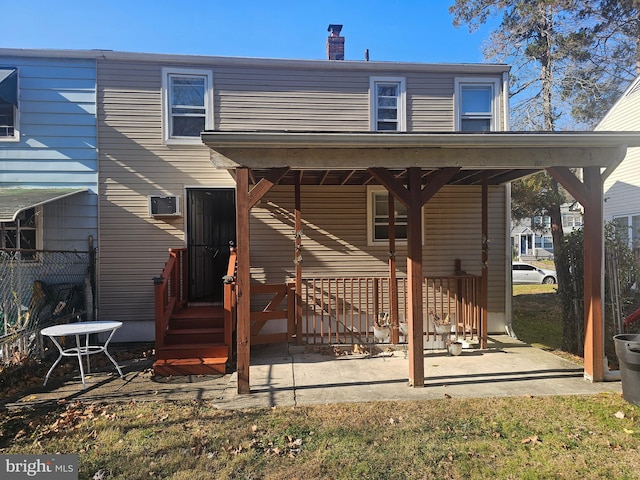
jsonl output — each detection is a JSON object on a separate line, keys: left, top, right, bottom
{"left": 40, "top": 321, "right": 124, "bottom": 389}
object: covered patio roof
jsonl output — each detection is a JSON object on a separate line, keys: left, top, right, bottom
{"left": 203, "top": 131, "right": 640, "bottom": 185}
{"left": 202, "top": 130, "right": 640, "bottom": 394}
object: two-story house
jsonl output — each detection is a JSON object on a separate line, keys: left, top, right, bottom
{"left": 1, "top": 28, "right": 636, "bottom": 388}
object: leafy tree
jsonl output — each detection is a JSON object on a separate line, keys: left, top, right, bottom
{"left": 450, "top": 0, "right": 640, "bottom": 353}
{"left": 565, "top": 0, "right": 640, "bottom": 127}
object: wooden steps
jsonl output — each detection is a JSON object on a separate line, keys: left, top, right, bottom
{"left": 153, "top": 304, "right": 230, "bottom": 377}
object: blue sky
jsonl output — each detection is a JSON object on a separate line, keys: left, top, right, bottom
{"left": 3, "top": 0, "right": 496, "bottom": 63}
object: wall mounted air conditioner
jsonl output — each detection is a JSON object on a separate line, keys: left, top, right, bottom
{"left": 148, "top": 195, "right": 181, "bottom": 217}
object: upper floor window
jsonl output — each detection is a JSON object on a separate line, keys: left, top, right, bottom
{"left": 162, "top": 68, "right": 213, "bottom": 144}
{"left": 455, "top": 78, "right": 500, "bottom": 131}
{"left": 562, "top": 213, "right": 583, "bottom": 228}
{"left": 0, "top": 67, "right": 18, "bottom": 141}
{"left": 1, "top": 207, "right": 40, "bottom": 260}
{"left": 370, "top": 77, "right": 406, "bottom": 132}
{"left": 533, "top": 215, "right": 551, "bottom": 229}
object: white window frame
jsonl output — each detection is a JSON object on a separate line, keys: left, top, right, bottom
{"left": 0, "top": 68, "right": 19, "bottom": 142}
{"left": 370, "top": 77, "right": 406, "bottom": 132}
{"left": 367, "top": 186, "right": 424, "bottom": 246}
{"left": 454, "top": 77, "right": 501, "bottom": 131}
{"left": 162, "top": 67, "right": 213, "bottom": 145}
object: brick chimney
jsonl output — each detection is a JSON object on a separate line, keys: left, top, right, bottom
{"left": 326, "top": 24, "right": 344, "bottom": 60}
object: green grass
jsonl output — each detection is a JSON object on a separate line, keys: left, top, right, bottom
{"left": 1, "top": 395, "right": 639, "bottom": 479}
{"left": 512, "top": 284, "right": 563, "bottom": 351}
{"left": 2, "top": 288, "right": 640, "bottom": 479}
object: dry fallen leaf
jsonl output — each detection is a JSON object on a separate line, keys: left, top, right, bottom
{"left": 615, "top": 411, "right": 625, "bottom": 419}
{"left": 521, "top": 435, "right": 542, "bottom": 445}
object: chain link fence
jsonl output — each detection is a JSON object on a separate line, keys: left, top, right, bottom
{"left": 0, "top": 249, "right": 95, "bottom": 365}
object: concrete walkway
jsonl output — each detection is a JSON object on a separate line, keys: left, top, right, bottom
{"left": 6, "top": 336, "right": 622, "bottom": 410}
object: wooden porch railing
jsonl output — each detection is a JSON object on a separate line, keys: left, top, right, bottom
{"left": 301, "top": 275, "right": 482, "bottom": 345}
{"left": 223, "top": 245, "right": 237, "bottom": 348}
{"left": 153, "top": 248, "right": 188, "bottom": 351}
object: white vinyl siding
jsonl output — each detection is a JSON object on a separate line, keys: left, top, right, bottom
{"left": 598, "top": 77, "right": 640, "bottom": 232}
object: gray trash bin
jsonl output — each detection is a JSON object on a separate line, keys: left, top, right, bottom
{"left": 614, "top": 334, "right": 640, "bottom": 406}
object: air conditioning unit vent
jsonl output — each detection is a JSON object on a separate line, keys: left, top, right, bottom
{"left": 148, "top": 195, "right": 181, "bottom": 217}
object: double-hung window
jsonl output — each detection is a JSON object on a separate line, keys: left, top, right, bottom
{"left": 0, "top": 67, "right": 18, "bottom": 141}
{"left": 370, "top": 77, "right": 406, "bottom": 131}
{"left": 368, "top": 187, "right": 409, "bottom": 245}
{"left": 455, "top": 78, "right": 500, "bottom": 131}
{"left": 162, "top": 68, "right": 213, "bottom": 144}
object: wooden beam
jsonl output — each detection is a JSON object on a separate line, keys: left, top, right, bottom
{"left": 248, "top": 167, "right": 290, "bottom": 209}
{"left": 421, "top": 167, "right": 461, "bottom": 205}
{"left": 406, "top": 167, "right": 424, "bottom": 387}
{"left": 236, "top": 167, "right": 251, "bottom": 394}
{"left": 547, "top": 167, "right": 589, "bottom": 207}
{"left": 583, "top": 167, "right": 604, "bottom": 381}
{"left": 211, "top": 146, "right": 623, "bottom": 170}
{"left": 367, "top": 167, "right": 411, "bottom": 207}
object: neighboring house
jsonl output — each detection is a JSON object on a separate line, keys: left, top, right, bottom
{"left": 597, "top": 76, "right": 640, "bottom": 260}
{"left": 511, "top": 203, "right": 583, "bottom": 260}
{"left": 0, "top": 52, "right": 99, "bottom": 335}
{"left": 0, "top": 53, "right": 98, "bottom": 249}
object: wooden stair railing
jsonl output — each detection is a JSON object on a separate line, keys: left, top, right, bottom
{"left": 223, "top": 244, "right": 238, "bottom": 349}
{"left": 153, "top": 248, "right": 187, "bottom": 353}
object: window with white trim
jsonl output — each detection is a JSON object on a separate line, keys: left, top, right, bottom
{"left": 455, "top": 78, "right": 500, "bottom": 131}
{"left": 1, "top": 207, "right": 40, "bottom": 260}
{"left": 0, "top": 67, "right": 19, "bottom": 141}
{"left": 370, "top": 77, "right": 406, "bottom": 131}
{"left": 162, "top": 68, "right": 213, "bottom": 144}
{"left": 367, "top": 187, "right": 409, "bottom": 245}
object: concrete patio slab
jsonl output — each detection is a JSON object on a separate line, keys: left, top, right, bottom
{"left": 5, "top": 336, "right": 623, "bottom": 411}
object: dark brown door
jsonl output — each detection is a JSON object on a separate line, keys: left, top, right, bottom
{"left": 186, "top": 188, "right": 236, "bottom": 302}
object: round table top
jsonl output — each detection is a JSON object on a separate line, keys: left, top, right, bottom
{"left": 41, "top": 321, "right": 123, "bottom": 337}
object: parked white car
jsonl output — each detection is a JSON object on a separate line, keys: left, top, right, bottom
{"left": 512, "top": 262, "right": 557, "bottom": 284}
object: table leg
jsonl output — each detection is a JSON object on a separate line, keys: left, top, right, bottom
{"left": 103, "top": 328, "right": 123, "bottom": 378}
{"left": 74, "top": 334, "right": 87, "bottom": 389}
{"left": 43, "top": 353, "right": 63, "bottom": 386}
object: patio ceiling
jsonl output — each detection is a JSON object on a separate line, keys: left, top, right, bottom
{"left": 202, "top": 130, "right": 640, "bottom": 186}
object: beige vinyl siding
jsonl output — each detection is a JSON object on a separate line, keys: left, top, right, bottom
{"left": 597, "top": 83, "right": 640, "bottom": 222}
{"left": 408, "top": 73, "right": 455, "bottom": 131}
{"left": 252, "top": 184, "right": 506, "bottom": 316}
{"left": 97, "top": 60, "right": 235, "bottom": 322}
{"left": 96, "top": 56, "right": 509, "bottom": 332}
{"left": 215, "top": 66, "right": 369, "bottom": 131}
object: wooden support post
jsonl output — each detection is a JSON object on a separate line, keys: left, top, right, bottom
{"left": 407, "top": 167, "right": 424, "bottom": 387}
{"left": 295, "top": 172, "right": 303, "bottom": 345}
{"left": 583, "top": 166, "right": 604, "bottom": 381}
{"left": 388, "top": 193, "right": 399, "bottom": 344}
{"left": 480, "top": 180, "right": 488, "bottom": 349}
{"left": 236, "top": 168, "right": 251, "bottom": 394}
